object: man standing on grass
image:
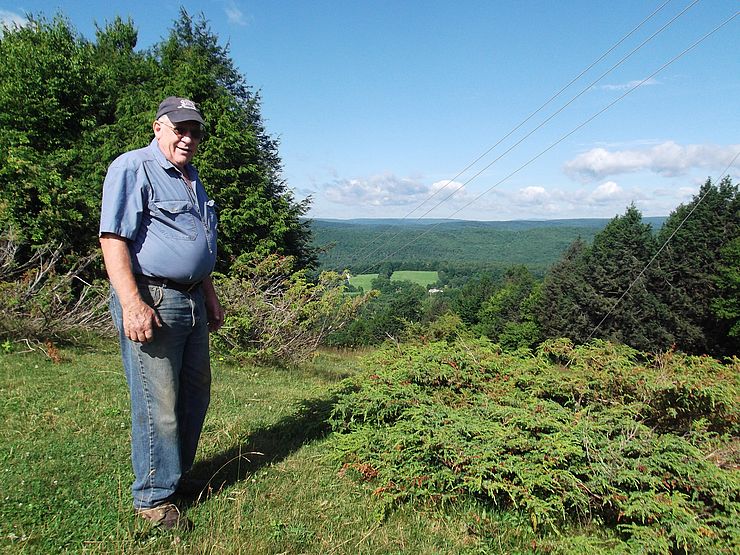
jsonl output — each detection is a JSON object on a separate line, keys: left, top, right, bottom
{"left": 99, "top": 96, "right": 225, "bottom": 530}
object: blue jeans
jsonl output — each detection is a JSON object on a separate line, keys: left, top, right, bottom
{"left": 110, "top": 284, "right": 211, "bottom": 509}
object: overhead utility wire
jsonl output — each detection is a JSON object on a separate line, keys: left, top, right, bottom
{"left": 367, "top": 10, "right": 739, "bottom": 273}
{"left": 354, "top": 0, "right": 699, "bottom": 269}
{"left": 357, "top": 0, "right": 674, "bottom": 248}
{"left": 585, "top": 149, "right": 740, "bottom": 342}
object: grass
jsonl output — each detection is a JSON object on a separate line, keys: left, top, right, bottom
{"left": 349, "top": 271, "right": 439, "bottom": 292}
{"left": 389, "top": 271, "right": 439, "bottom": 288}
{"left": 348, "top": 273, "right": 378, "bottom": 292}
{"left": 0, "top": 339, "right": 513, "bottom": 554}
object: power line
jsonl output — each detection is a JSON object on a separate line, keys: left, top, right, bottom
{"left": 364, "top": 9, "right": 738, "bottom": 273}
{"left": 348, "top": 0, "right": 677, "bottom": 266}
{"left": 352, "top": 0, "right": 699, "bottom": 269}
{"left": 396, "top": 0, "right": 676, "bottom": 221}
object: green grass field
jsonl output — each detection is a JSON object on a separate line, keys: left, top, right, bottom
{"left": 390, "top": 270, "right": 439, "bottom": 287}
{"left": 0, "top": 341, "right": 495, "bottom": 554}
{"left": 347, "top": 273, "right": 378, "bottom": 292}
{"left": 349, "top": 270, "right": 439, "bottom": 292}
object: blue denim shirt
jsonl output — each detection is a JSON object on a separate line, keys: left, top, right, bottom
{"left": 100, "top": 139, "right": 218, "bottom": 283}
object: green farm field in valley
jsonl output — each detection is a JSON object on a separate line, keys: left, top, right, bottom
{"left": 349, "top": 270, "right": 439, "bottom": 291}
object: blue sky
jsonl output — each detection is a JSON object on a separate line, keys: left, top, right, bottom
{"left": 2, "top": 1, "right": 738, "bottom": 221}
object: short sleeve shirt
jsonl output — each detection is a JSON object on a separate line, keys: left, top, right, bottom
{"left": 99, "top": 139, "right": 218, "bottom": 283}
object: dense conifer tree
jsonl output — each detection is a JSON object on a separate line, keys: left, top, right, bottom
{"left": 450, "top": 274, "right": 498, "bottom": 325}
{"left": 0, "top": 11, "right": 314, "bottom": 270}
{"left": 584, "top": 205, "right": 672, "bottom": 352}
{"left": 476, "top": 265, "right": 540, "bottom": 348}
{"left": 654, "top": 177, "right": 739, "bottom": 355}
{"left": 538, "top": 238, "right": 594, "bottom": 343}
{"left": 0, "top": 15, "right": 100, "bottom": 253}
{"left": 712, "top": 237, "right": 740, "bottom": 350}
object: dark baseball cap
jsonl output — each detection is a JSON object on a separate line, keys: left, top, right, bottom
{"left": 156, "top": 96, "right": 205, "bottom": 125}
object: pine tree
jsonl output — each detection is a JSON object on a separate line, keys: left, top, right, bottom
{"left": 476, "top": 265, "right": 540, "bottom": 348}
{"left": 0, "top": 14, "right": 99, "bottom": 253}
{"left": 0, "top": 11, "right": 315, "bottom": 271}
{"left": 584, "top": 205, "right": 672, "bottom": 352}
{"left": 712, "top": 237, "right": 740, "bottom": 349}
{"left": 654, "top": 177, "right": 739, "bottom": 355}
{"left": 538, "top": 238, "right": 594, "bottom": 343}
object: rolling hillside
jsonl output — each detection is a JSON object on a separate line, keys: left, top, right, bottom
{"left": 311, "top": 217, "right": 666, "bottom": 274}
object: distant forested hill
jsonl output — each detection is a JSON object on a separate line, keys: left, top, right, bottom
{"left": 311, "top": 217, "right": 666, "bottom": 275}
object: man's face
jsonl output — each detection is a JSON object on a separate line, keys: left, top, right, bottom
{"left": 153, "top": 116, "right": 203, "bottom": 170}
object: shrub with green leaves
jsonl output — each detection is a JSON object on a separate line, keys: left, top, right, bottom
{"left": 213, "top": 254, "right": 374, "bottom": 364}
{"left": 330, "top": 338, "right": 739, "bottom": 553}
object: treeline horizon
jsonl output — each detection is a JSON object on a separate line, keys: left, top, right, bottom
{"left": 311, "top": 216, "right": 667, "bottom": 277}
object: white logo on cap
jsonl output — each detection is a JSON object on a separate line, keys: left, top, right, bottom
{"left": 178, "top": 99, "right": 197, "bottom": 111}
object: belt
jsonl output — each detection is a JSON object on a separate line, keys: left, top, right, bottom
{"left": 134, "top": 274, "right": 202, "bottom": 293}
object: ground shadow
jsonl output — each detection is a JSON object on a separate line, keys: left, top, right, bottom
{"left": 184, "top": 393, "right": 340, "bottom": 505}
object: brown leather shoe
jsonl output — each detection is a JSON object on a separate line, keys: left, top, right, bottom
{"left": 136, "top": 503, "right": 193, "bottom": 530}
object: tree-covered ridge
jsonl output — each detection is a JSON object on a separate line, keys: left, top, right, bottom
{"left": 0, "top": 11, "right": 314, "bottom": 270}
{"left": 311, "top": 217, "right": 666, "bottom": 276}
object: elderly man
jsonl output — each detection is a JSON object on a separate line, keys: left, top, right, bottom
{"left": 99, "top": 96, "right": 225, "bottom": 530}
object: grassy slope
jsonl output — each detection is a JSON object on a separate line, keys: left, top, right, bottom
{"left": 348, "top": 273, "right": 378, "bottom": 292}
{"left": 350, "top": 271, "right": 440, "bottom": 291}
{"left": 0, "top": 341, "right": 491, "bottom": 554}
{"left": 389, "top": 270, "right": 439, "bottom": 287}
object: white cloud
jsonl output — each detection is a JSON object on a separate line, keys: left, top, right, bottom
{"left": 517, "top": 186, "right": 550, "bottom": 204}
{"left": 599, "top": 77, "right": 660, "bottom": 91}
{"left": 588, "top": 181, "right": 625, "bottom": 204}
{"left": 311, "top": 177, "right": 695, "bottom": 220}
{"left": 224, "top": 1, "right": 248, "bottom": 26}
{"left": 564, "top": 141, "right": 740, "bottom": 181}
{"left": 0, "top": 10, "right": 27, "bottom": 31}
{"left": 320, "top": 174, "right": 475, "bottom": 217}
{"left": 323, "top": 174, "right": 430, "bottom": 207}
{"left": 430, "top": 179, "right": 466, "bottom": 199}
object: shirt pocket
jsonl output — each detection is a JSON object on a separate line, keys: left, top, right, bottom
{"left": 152, "top": 200, "right": 198, "bottom": 241}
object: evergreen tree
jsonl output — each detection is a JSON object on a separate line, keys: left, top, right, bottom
{"left": 584, "top": 205, "right": 672, "bottom": 352}
{"left": 538, "top": 238, "right": 594, "bottom": 343}
{"left": 476, "top": 265, "right": 539, "bottom": 348}
{"left": 712, "top": 237, "right": 740, "bottom": 349}
{"left": 0, "top": 10, "right": 315, "bottom": 271}
{"left": 449, "top": 273, "right": 498, "bottom": 325}
{"left": 0, "top": 15, "right": 99, "bottom": 253}
{"left": 654, "top": 177, "right": 739, "bottom": 355}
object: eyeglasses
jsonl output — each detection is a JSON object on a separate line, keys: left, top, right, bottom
{"left": 157, "top": 120, "right": 205, "bottom": 140}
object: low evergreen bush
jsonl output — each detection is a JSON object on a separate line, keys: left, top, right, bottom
{"left": 330, "top": 338, "right": 739, "bottom": 553}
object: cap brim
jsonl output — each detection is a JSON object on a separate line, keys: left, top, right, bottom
{"left": 165, "top": 109, "right": 205, "bottom": 125}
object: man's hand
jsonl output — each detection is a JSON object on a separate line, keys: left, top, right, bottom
{"left": 100, "top": 233, "right": 162, "bottom": 343}
{"left": 202, "top": 276, "right": 225, "bottom": 332}
{"left": 122, "top": 299, "right": 162, "bottom": 343}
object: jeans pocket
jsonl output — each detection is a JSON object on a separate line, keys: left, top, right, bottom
{"left": 138, "top": 284, "right": 164, "bottom": 308}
